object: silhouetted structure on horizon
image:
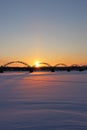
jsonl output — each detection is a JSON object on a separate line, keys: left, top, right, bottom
{"left": 0, "top": 60, "right": 87, "bottom": 73}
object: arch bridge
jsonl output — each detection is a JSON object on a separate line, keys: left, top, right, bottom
{"left": 3, "top": 61, "right": 31, "bottom": 68}
{"left": 70, "top": 64, "right": 80, "bottom": 67}
{"left": 54, "top": 63, "right": 67, "bottom": 67}
{"left": 33, "top": 62, "right": 51, "bottom": 67}
{"left": 39, "top": 62, "right": 51, "bottom": 67}
{"left": 33, "top": 62, "right": 54, "bottom": 72}
{"left": 39, "top": 62, "right": 55, "bottom": 72}
{"left": 1, "top": 61, "right": 34, "bottom": 73}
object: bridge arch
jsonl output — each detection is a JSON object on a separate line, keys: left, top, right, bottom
{"left": 70, "top": 64, "right": 80, "bottom": 67}
{"left": 54, "top": 63, "right": 67, "bottom": 67}
{"left": 39, "top": 62, "right": 54, "bottom": 72}
{"left": 39, "top": 62, "right": 51, "bottom": 67}
{"left": 33, "top": 62, "right": 51, "bottom": 67}
{"left": 4, "top": 61, "right": 31, "bottom": 67}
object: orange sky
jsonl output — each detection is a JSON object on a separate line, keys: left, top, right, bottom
{"left": 0, "top": 0, "right": 87, "bottom": 66}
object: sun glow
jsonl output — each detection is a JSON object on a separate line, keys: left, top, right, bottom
{"left": 35, "top": 61, "right": 40, "bottom": 67}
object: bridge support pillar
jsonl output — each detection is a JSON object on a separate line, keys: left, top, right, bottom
{"left": 0, "top": 66, "right": 4, "bottom": 73}
{"left": 29, "top": 67, "right": 34, "bottom": 73}
{"left": 50, "top": 67, "right": 55, "bottom": 72}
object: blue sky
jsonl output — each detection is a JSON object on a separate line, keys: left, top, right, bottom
{"left": 0, "top": 0, "right": 87, "bottom": 65}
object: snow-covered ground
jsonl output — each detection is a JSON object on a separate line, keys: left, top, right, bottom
{"left": 0, "top": 71, "right": 87, "bottom": 130}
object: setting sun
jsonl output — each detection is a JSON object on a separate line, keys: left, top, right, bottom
{"left": 35, "top": 61, "right": 40, "bottom": 67}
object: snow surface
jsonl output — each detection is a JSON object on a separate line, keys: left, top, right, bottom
{"left": 0, "top": 71, "right": 87, "bottom": 130}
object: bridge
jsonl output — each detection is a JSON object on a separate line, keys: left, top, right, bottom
{"left": 3, "top": 61, "right": 31, "bottom": 68}
{"left": 0, "top": 61, "right": 33, "bottom": 73}
{"left": 39, "top": 62, "right": 51, "bottom": 67}
{"left": 70, "top": 64, "right": 80, "bottom": 67}
{"left": 54, "top": 63, "right": 67, "bottom": 67}
{"left": 33, "top": 62, "right": 51, "bottom": 67}
{"left": 0, "top": 61, "right": 87, "bottom": 73}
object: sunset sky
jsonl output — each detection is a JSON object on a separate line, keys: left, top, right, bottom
{"left": 0, "top": 0, "right": 87, "bottom": 66}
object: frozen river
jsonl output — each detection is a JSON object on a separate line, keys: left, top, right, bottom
{"left": 0, "top": 71, "right": 87, "bottom": 130}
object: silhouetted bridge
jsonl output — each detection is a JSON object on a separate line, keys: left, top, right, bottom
{"left": 0, "top": 61, "right": 87, "bottom": 73}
